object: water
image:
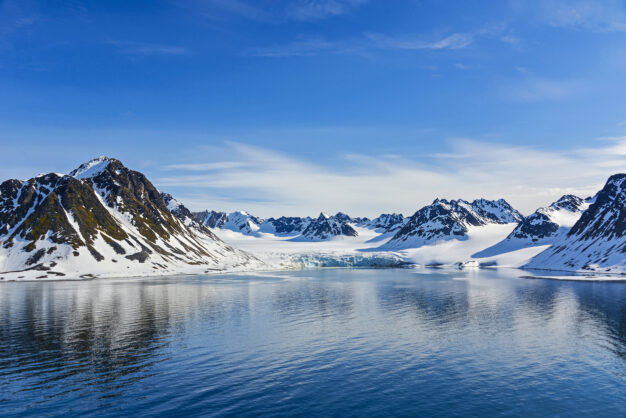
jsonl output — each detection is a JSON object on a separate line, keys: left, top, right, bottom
{"left": 1, "top": 268, "right": 625, "bottom": 417}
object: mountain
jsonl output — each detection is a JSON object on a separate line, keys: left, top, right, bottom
{"left": 333, "top": 212, "right": 353, "bottom": 224}
{"left": 263, "top": 216, "right": 312, "bottom": 236}
{"left": 0, "top": 157, "right": 260, "bottom": 280}
{"left": 299, "top": 212, "right": 358, "bottom": 241}
{"left": 383, "top": 198, "right": 522, "bottom": 249}
{"left": 195, "top": 210, "right": 359, "bottom": 240}
{"left": 473, "top": 195, "right": 590, "bottom": 257}
{"left": 525, "top": 174, "right": 626, "bottom": 273}
{"left": 509, "top": 195, "right": 590, "bottom": 243}
{"left": 471, "top": 198, "right": 524, "bottom": 224}
{"left": 365, "top": 213, "right": 405, "bottom": 232}
{"left": 194, "top": 210, "right": 228, "bottom": 229}
{"left": 193, "top": 210, "right": 263, "bottom": 235}
{"left": 221, "top": 211, "right": 263, "bottom": 235}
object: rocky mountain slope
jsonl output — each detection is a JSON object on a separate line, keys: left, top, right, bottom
{"left": 299, "top": 213, "right": 359, "bottom": 240}
{"left": 473, "top": 195, "right": 590, "bottom": 257}
{"left": 263, "top": 216, "right": 313, "bottom": 236}
{"left": 525, "top": 174, "right": 626, "bottom": 273}
{"left": 194, "top": 210, "right": 360, "bottom": 240}
{"left": 0, "top": 157, "right": 260, "bottom": 280}
{"left": 194, "top": 210, "right": 228, "bottom": 229}
{"left": 360, "top": 213, "right": 405, "bottom": 233}
{"left": 382, "top": 198, "right": 523, "bottom": 250}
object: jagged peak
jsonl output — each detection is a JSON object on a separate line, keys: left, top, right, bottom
{"left": 606, "top": 173, "right": 626, "bottom": 185}
{"left": 69, "top": 156, "right": 118, "bottom": 179}
{"left": 549, "top": 194, "right": 584, "bottom": 211}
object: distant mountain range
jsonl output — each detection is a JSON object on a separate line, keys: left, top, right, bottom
{"left": 1, "top": 157, "right": 624, "bottom": 279}
{"left": 382, "top": 198, "right": 523, "bottom": 250}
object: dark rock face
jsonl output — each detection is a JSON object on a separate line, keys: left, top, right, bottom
{"left": 553, "top": 195, "right": 587, "bottom": 213}
{"left": 0, "top": 157, "right": 255, "bottom": 274}
{"left": 162, "top": 194, "right": 220, "bottom": 240}
{"left": 568, "top": 176, "right": 626, "bottom": 240}
{"left": 385, "top": 198, "right": 522, "bottom": 248}
{"left": 508, "top": 212, "right": 559, "bottom": 241}
{"left": 1, "top": 173, "right": 125, "bottom": 253}
{"left": 525, "top": 174, "right": 626, "bottom": 272}
{"left": 471, "top": 199, "right": 523, "bottom": 224}
{"left": 333, "top": 212, "right": 353, "bottom": 224}
{"left": 507, "top": 195, "right": 586, "bottom": 243}
{"left": 194, "top": 210, "right": 228, "bottom": 229}
{"left": 368, "top": 213, "right": 405, "bottom": 232}
{"left": 264, "top": 216, "right": 312, "bottom": 235}
{"left": 198, "top": 210, "right": 359, "bottom": 240}
{"left": 352, "top": 217, "right": 371, "bottom": 225}
{"left": 300, "top": 213, "right": 358, "bottom": 240}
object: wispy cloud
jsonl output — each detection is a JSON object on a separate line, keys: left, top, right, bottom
{"left": 285, "top": 0, "right": 368, "bottom": 21}
{"left": 107, "top": 40, "right": 190, "bottom": 57}
{"left": 155, "top": 138, "right": 626, "bottom": 217}
{"left": 365, "top": 32, "right": 475, "bottom": 51}
{"left": 173, "top": 0, "right": 366, "bottom": 22}
{"left": 499, "top": 74, "right": 586, "bottom": 102}
{"left": 164, "top": 162, "right": 250, "bottom": 171}
{"left": 248, "top": 37, "right": 343, "bottom": 57}
{"left": 248, "top": 30, "right": 486, "bottom": 57}
{"left": 519, "top": 0, "right": 626, "bottom": 32}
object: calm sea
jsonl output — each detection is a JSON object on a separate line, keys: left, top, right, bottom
{"left": 1, "top": 268, "right": 625, "bottom": 417}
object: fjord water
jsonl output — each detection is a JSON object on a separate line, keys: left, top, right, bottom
{"left": 1, "top": 269, "right": 625, "bottom": 417}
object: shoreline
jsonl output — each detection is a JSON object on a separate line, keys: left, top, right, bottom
{"left": 2, "top": 262, "right": 626, "bottom": 283}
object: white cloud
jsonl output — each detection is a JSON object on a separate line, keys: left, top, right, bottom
{"left": 154, "top": 138, "right": 626, "bottom": 217}
{"left": 248, "top": 31, "right": 479, "bottom": 57}
{"left": 519, "top": 0, "right": 626, "bottom": 32}
{"left": 173, "top": 0, "right": 270, "bottom": 21}
{"left": 164, "top": 161, "right": 250, "bottom": 171}
{"left": 365, "top": 32, "right": 475, "bottom": 50}
{"left": 499, "top": 76, "right": 586, "bottom": 101}
{"left": 285, "top": 0, "right": 367, "bottom": 21}
{"left": 107, "top": 40, "right": 190, "bottom": 56}
{"left": 247, "top": 37, "right": 343, "bottom": 57}
{"left": 173, "top": 0, "right": 366, "bottom": 22}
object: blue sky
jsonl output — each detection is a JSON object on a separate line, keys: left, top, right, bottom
{"left": 1, "top": 0, "right": 626, "bottom": 216}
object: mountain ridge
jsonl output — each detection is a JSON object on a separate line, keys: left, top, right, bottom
{"left": 0, "top": 157, "right": 260, "bottom": 280}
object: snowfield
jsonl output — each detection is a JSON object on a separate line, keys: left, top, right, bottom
{"left": 2, "top": 158, "right": 624, "bottom": 282}
{"left": 210, "top": 223, "right": 547, "bottom": 271}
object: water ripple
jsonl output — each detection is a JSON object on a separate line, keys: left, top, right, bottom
{"left": 1, "top": 269, "right": 625, "bottom": 416}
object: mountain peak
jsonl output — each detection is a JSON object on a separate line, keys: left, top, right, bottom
{"left": 69, "top": 156, "right": 118, "bottom": 179}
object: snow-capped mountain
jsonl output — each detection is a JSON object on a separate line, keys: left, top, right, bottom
{"left": 0, "top": 157, "right": 259, "bottom": 280}
{"left": 364, "top": 213, "right": 405, "bottom": 232}
{"left": 194, "top": 210, "right": 228, "bottom": 229}
{"left": 221, "top": 211, "right": 263, "bottom": 235}
{"left": 525, "top": 174, "right": 626, "bottom": 273}
{"left": 383, "top": 198, "right": 522, "bottom": 249}
{"left": 263, "top": 216, "right": 313, "bottom": 236}
{"left": 473, "top": 195, "right": 590, "bottom": 257}
{"left": 194, "top": 210, "right": 359, "bottom": 241}
{"left": 471, "top": 198, "right": 523, "bottom": 224}
{"left": 193, "top": 210, "right": 263, "bottom": 235}
{"left": 299, "top": 212, "right": 358, "bottom": 241}
{"left": 333, "top": 212, "right": 353, "bottom": 224}
{"left": 510, "top": 195, "right": 590, "bottom": 243}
